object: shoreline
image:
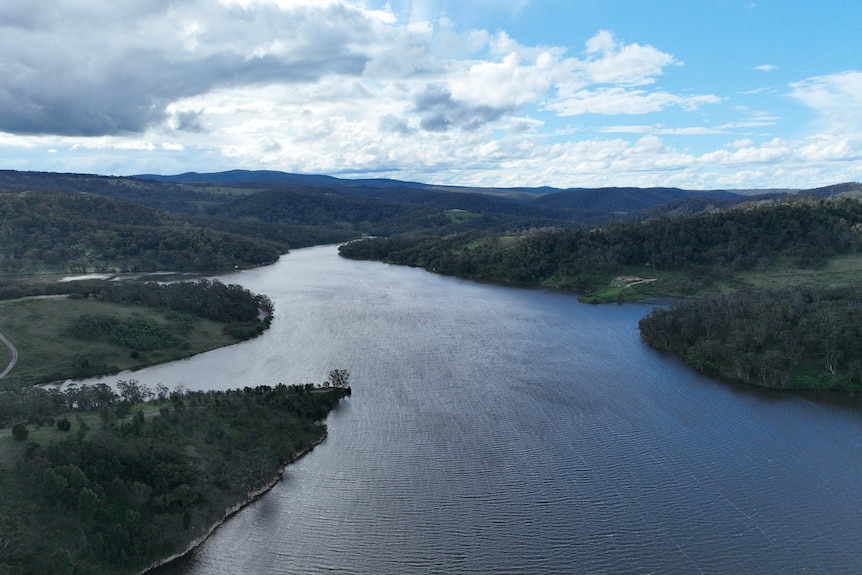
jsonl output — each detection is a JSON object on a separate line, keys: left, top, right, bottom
{"left": 135, "top": 433, "right": 328, "bottom": 575}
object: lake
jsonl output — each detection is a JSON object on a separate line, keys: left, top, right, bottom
{"left": 76, "top": 244, "right": 861, "bottom": 574}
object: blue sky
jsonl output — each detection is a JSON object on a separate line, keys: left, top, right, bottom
{"left": 1, "top": 0, "right": 860, "bottom": 189}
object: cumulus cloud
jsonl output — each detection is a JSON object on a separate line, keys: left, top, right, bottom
{"left": 547, "top": 32, "right": 718, "bottom": 116}
{"left": 413, "top": 84, "right": 508, "bottom": 132}
{"left": 0, "top": 5, "right": 712, "bottom": 139}
{"left": 0, "top": 0, "right": 373, "bottom": 136}
{"left": 580, "top": 30, "right": 677, "bottom": 86}
{"left": 169, "top": 110, "right": 208, "bottom": 133}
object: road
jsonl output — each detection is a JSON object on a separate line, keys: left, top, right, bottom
{"left": 0, "top": 330, "right": 18, "bottom": 379}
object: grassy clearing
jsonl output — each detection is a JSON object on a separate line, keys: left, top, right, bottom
{"left": 734, "top": 254, "right": 862, "bottom": 290}
{"left": 463, "top": 235, "right": 518, "bottom": 250}
{"left": 443, "top": 210, "right": 480, "bottom": 224}
{"left": 0, "top": 297, "right": 236, "bottom": 388}
{"left": 185, "top": 185, "right": 261, "bottom": 196}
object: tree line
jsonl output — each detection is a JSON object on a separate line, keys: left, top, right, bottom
{"left": 1, "top": 279, "right": 273, "bottom": 325}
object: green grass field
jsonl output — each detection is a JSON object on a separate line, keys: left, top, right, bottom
{"left": 0, "top": 297, "right": 237, "bottom": 388}
{"left": 733, "top": 254, "right": 862, "bottom": 290}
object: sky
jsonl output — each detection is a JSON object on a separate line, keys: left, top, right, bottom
{"left": 1, "top": 0, "right": 860, "bottom": 189}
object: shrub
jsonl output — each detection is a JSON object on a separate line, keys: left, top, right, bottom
{"left": 12, "top": 422, "right": 29, "bottom": 440}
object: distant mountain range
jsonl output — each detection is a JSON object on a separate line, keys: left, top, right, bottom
{"left": 2, "top": 168, "right": 859, "bottom": 230}
{"left": 135, "top": 169, "right": 861, "bottom": 217}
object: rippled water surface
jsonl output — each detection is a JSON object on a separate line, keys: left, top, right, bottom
{"left": 95, "top": 245, "right": 861, "bottom": 574}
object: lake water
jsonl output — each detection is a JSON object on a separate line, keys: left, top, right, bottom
{"left": 76, "top": 244, "right": 861, "bottom": 574}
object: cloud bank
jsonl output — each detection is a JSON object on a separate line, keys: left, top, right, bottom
{"left": 0, "top": 0, "right": 859, "bottom": 189}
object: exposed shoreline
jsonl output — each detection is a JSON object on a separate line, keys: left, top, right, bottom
{"left": 135, "top": 433, "right": 328, "bottom": 575}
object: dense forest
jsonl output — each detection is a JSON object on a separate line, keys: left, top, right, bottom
{"left": 0, "top": 378, "right": 351, "bottom": 575}
{"left": 339, "top": 197, "right": 862, "bottom": 294}
{"left": 639, "top": 285, "right": 862, "bottom": 390}
{"left": 0, "top": 192, "right": 288, "bottom": 273}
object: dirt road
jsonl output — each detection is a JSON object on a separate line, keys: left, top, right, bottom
{"left": 0, "top": 331, "right": 18, "bottom": 379}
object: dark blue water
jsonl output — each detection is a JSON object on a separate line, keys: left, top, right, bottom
{"left": 90, "top": 244, "right": 860, "bottom": 574}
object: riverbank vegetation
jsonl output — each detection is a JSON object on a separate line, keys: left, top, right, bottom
{"left": 639, "top": 285, "right": 862, "bottom": 390}
{"left": 0, "top": 378, "right": 351, "bottom": 575}
{"left": 0, "top": 280, "right": 273, "bottom": 388}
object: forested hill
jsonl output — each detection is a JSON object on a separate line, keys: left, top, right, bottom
{"left": 528, "top": 186, "right": 741, "bottom": 213}
{"left": 339, "top": 196, "right": 862, "bottom": 295}
{"left": 639, "top": 285, "right": 862, "bottom": 391}
{"left": 0, "top": 191, "right": 286, "bottom": 273}
{"left": 0, "top": 170, "right": 207, "bottom": 214}
{"left": 136, "top": 169, "right": 761, "bottom": 220}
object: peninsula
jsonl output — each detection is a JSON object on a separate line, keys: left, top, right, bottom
{"left": 0, "top": 376, "right": 351, "bottom": 575}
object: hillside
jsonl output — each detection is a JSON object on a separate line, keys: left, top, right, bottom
{"left": 528, "top": 186, "right": 741, "bottom": 214}
{"left": 340, "top": 196, "right": 862, "bottom": 295}
{"left": 0, "top": 191, "right": 287, "bottom": 274}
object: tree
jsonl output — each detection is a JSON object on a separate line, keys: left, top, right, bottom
{"left": 327, "top": 369, "right": 350, "bottom": 388}
{"left": 11, "top": 423, "right": 28, "bottom": 441}
{"left": 117, "top": 379, "right": 153, "bottom": 404}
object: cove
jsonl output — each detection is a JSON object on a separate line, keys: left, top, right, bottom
{"left": 72, "top": 244, "right": 862, "bottom": 574}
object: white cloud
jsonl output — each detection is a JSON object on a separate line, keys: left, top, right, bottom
{"left": 547, "top": 88, "right": 720, "bottom": 116}
{"left": 0, "top": 0, "right": 378, "bottom": 135}
{"left": 716, "top": 112, "right": 780, "bottom": 129}
{"left": 448, "top": 49, "right": 559, "bottom": 110}
{"left": 755, "top": 64, "right": 777, "bottom": 72}
{"left": 601, "top": 125, "right": 724, "bottom": 135}
{"left": 790, "top": 71, "right": 862, "bottom": 131}
{"left": 699, "top": 138, "right": 791, "bottom": 165}
{"left": 728, "top": 138, "right": 755, "bottom": 148}
{"left": 579, "top": 30, "right": 677, "bottom": 86}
